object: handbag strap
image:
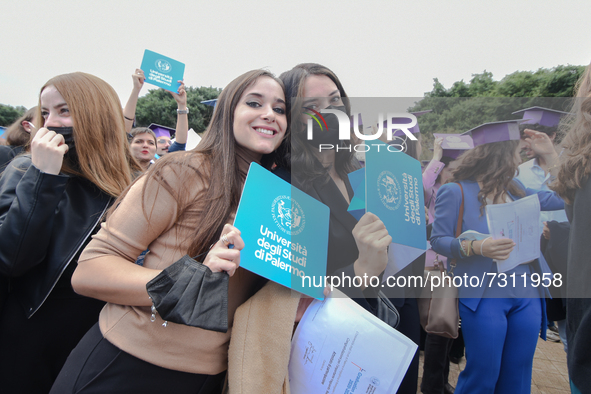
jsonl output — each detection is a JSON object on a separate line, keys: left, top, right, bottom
{"left": 447, "top": 183, "right": 464, "bottom": 275}
{"left": 455, "top": 183, "right": 465, "bottom": 238}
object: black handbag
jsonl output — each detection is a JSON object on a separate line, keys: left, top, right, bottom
{"left": 146, "top": 254, "right": 229, "bottom": 332}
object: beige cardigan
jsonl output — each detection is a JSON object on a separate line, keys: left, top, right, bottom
{"left": 79, "top": 151, "right": 264, "bottom": 375}
{"left": 227, "top": 281, "right": 301, "bottom": 393}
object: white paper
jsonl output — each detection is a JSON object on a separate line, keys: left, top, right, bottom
{"left": 485, "top": 194, "right": 541, "bottom": 272}
{"left": 289, "top": 290, "right": 417, "bottom": 394}
{"left": 185, "top": 128, "right": 202, "bottom": 150}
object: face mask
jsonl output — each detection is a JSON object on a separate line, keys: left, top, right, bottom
{"left": 47, "top": 126, "right": 78, "bottom": 163}
{"left": 304, "top": 105, "right": 347, "bottom": 148}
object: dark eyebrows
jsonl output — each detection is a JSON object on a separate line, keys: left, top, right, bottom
{"left": 245, "top": 92, "right": 263, "bottom": 99}
{"left": 245, "top": 92, "right": 286, "bottom": 105}
{"left": 302, "top": 90, "right": 341, "bottom": 105}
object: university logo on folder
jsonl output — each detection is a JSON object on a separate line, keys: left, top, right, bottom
{"left": 348, "top": 141, "right": 427, "bottom": 276}
{"left": 140, "top": 49, "right": 185, "bottom": 93}
{"left": 234, "top": 163, "right": 329, "bottom": 299}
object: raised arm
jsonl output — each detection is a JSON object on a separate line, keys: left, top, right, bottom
{"left": 523, "top": 129, "right": 560, "bottom": 177}
{"left": 422, "top": 137, "right": 444, "bottom": 195}
{"left": 168, "top": 81, "right": 188, "bottom": 152}
{"left": 122, "top": 69, "right": 145, "bottom": 133}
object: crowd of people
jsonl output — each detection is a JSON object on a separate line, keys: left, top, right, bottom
{"left": 0, "top": 61, "right": 590, "bottom": 394}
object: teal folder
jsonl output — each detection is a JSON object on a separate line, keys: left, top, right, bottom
{"left": 234, "top": 163, "right": 330, "bottom": 299}
{"left": 140, "top": 49, "right": 185, "bottom": 93}
{"left": 348, "top": 142, "right": 427, "bottom": 275}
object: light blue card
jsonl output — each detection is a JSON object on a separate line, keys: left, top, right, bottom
{"left": 349, "top": 142, "right": 427, "bottom": 275}
{"left": 140, "top": 49, "right": 185, "bottom": 93}
{"left": 233, "top": 163, "right": 330, "bottom": 299}
{"left": 365, "top": 141, "right": 426, "bottom": 249}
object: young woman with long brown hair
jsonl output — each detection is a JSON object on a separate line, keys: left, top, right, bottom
{"left": 552, "top": 62, "right": 591, "bottom": 393}
{"left": 279, "top": 63, "right": 391, "bottom": 302}
{"left": 0, "top": 72, "right": 137, "bottom": 393}
{"left": 50, "top": 69, "right": 288, "bottom": 393}
{"left": 430, "top": 138, "right": 564, "bottom": 393}
{"left": 226, "top": 63, "right": 407, "bottom": 393}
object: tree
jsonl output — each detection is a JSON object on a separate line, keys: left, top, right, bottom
{"left": 0, "top": 104, "right": 27, "bottom": 127}
{"left": 135, "top": 86, "right": 221, "bottom": 133}
{"left": 409, "top": 65, "right": 586, "bottom": 159}
{"left": 536, "top": 65, "right": 585, "bottom": 97}
{"left": 468, "top": 71, "right": 496, "bottom": 97}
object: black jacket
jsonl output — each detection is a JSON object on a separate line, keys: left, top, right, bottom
{"left": 0, "top": 145, "right": 25, "bottom": 172}
{"left": 0, "top": 156, "right": 112, "bottom": 318}
{"left": 565, "top": 176, "right": 591, "bottom": 393}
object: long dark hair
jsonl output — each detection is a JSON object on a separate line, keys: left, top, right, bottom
{"left": 451, "top": 140, "right": 525, "bottom": 215}
{"left": 115, "top": 70, "right": 287, "bottom": 258}
{"left": 278, "top": 63, "right": 358, "bottom": 184}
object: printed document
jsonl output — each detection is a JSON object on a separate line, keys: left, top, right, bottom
{"left": 289, "top": 290, "right": 417, "bottom": 394}
{"left": 485, "top": 194, "right": 541, "bottom": 272}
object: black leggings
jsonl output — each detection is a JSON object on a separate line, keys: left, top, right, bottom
{"left": 50, "top": 324, "right": 226, "bottom": 394}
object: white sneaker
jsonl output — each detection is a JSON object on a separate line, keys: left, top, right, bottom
{"left": 546, "top": 330, "right": 561, "bottom": 342}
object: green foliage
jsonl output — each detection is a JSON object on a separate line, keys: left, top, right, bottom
{"left": 410, "top": 65, "right": 586, "bottom": 159}
{"left": 135, "top": 86, "right": 221, "bottom": 133}
{"left": 0, "top": 104, "right": 27, "bottom": 127}
{"left": 424, "top": 65, "right": 586, "bottom": 100}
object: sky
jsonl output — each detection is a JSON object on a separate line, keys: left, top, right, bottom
{"left": 1, "top": 0, "right": 589, "bottom": 110}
